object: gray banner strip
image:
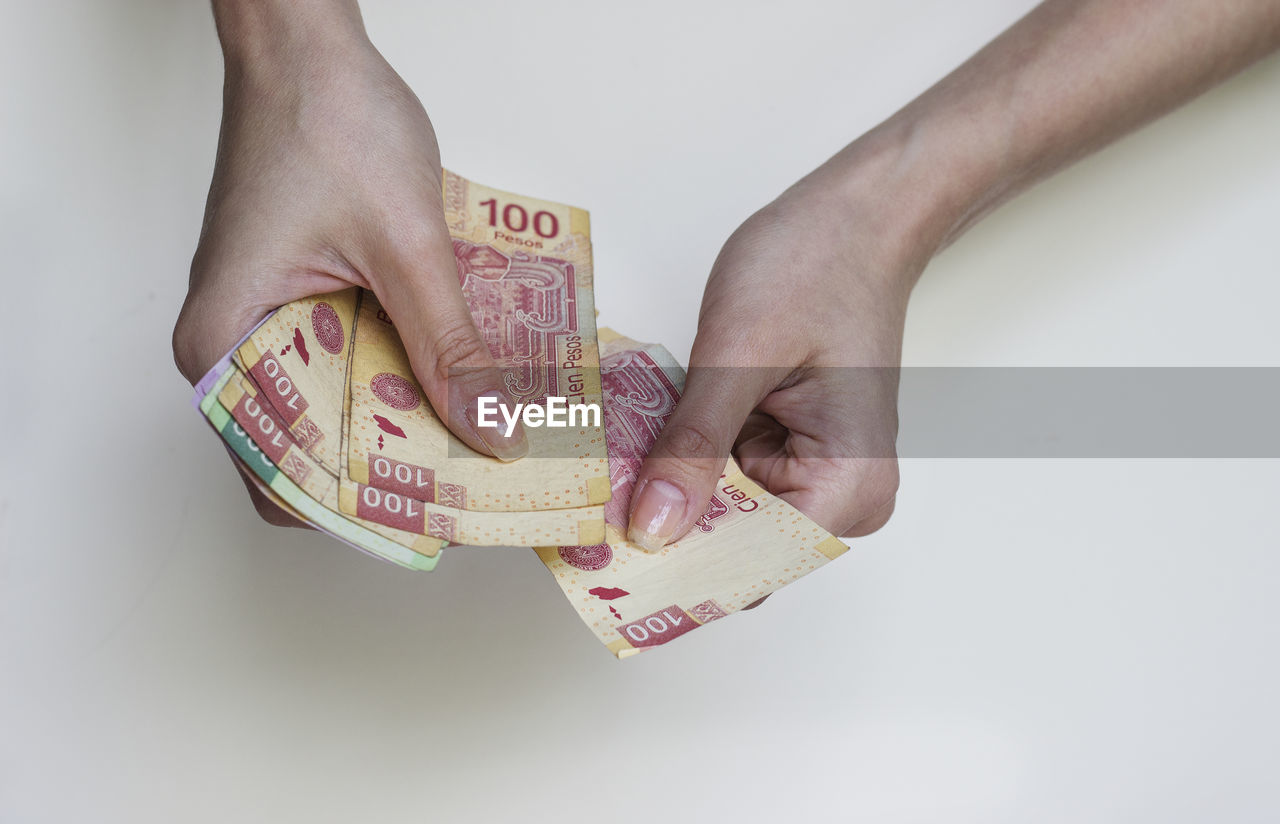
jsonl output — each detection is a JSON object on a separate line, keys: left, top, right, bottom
{"left": 897, "top": 367, "right": 1280, "bottom": 458}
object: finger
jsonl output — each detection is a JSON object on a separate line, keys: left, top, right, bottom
{"left": 843, "top": 496, "right": 895, "bottom": 538}
{"left": 369, "top": 218, "right": 528, "bottom": 462}
{"left": 776, "top": 458, "right": 899, "bottom": 536}
{"left": 172, "top": 289, "right": 268, "bottom": 387}
{"left": 627, "top": 350, "right": 786, "bottom": 551}
{"left": 733, "top": 411, "right": 789, "bottom": 486}
{"left": 740, "top": 436, "right": 897, "bottom": 537}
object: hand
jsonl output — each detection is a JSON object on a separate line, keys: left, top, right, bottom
{"left": 174, "top": 3, "right": 526, "bottom": 524}
{"left": 626, "top": 0, "right": 1280, "bottom": 550}
{"left": 627, "top": 152, "right": 918, "bottom": 549}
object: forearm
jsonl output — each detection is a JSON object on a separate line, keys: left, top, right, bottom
{"left": 815, "top": 0, "right": 1280, "bottom": 282}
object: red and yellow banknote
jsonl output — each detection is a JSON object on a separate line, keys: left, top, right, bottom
{"left": 343, "top": 170, "right": 610, "bottom": 514}
{"left": 535, "top": 330, "right": 848, "bottom": 657}
{"left": 190, "top": 172, "right": 850, "bottom": 656}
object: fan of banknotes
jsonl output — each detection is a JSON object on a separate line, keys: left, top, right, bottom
{"left": 191, "top": 170, "right": 848, "bottom": 657}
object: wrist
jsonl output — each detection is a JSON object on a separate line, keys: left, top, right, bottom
{"left": 212, "top": 0, "right": 371, "bottom": 78}
{"left": 790, "top": 108, "right": 1013, "bottom": 295}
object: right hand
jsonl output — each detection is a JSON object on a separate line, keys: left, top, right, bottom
{"left": 174, "top": 5, "right": 526, "bottom": 526}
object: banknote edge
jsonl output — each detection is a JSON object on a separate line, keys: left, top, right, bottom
{"left": 190, "top": 312, "right": 273, "bottom": 409}
{"left": 198, "top": 366, "right": 438, "bottom": 572}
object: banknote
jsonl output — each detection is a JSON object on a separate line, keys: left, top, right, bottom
{"left": 186, "top": 170, "right": 852, "bottom": 656}
{"left": 233, "top": 288, "right": 360, "bottom": 477}
{"left": 217, "top": 367, "right": 445, "bottom": 560}
{"left": 198, "top": 365, "right": 440, "bottom": 571}
{"left": 226, "top": 346, "right": 602, "bottom": 548}
{"left": 535, "top": 330, "right": 848, "bottom": 657}
{"left": 338, "top": 308, "right": 607, "bottom": 547}
{"left": 224, "top": 276, "right": 601, "bottom": 547}
{"left": 241, "top": 457, "right": 306, "bottom": 522}
{"left": 344, "top": 170, "right": 610, "bottom": 513}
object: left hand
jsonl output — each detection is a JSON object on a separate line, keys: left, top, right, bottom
{"left": 627, "top": 165, "right": 917, "bottom": 549}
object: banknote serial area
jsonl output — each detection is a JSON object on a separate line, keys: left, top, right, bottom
{"left": 193, "top": 170, "right": 847, "bottom": 658}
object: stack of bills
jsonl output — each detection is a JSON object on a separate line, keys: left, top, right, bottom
{"left": 191, "top": 171, "right": 848, "bottom": 657}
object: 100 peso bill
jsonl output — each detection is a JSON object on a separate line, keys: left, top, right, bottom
{"left": 189, "top": 170, "right": 850, "bottom": 656}
{"left": 343, "top": 170, "right": 611, "bottom": 514}
{"left": 536, "top": 330, "right": 848, "bottom": 657}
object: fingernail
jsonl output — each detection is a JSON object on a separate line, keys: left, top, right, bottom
{"left": 627, "top": 479, "right": 686, "bottom": 552}
{"left": 467, "top": 392, "right": 529, "bottom": 462}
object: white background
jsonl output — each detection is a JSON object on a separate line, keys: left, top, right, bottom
{"left": 2, "top": 1, "right": 1278, "bottom": 821}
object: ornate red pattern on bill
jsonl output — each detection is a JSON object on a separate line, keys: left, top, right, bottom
{"left": 437, "top": 482, "right": 467, "bottom": 509}
{"left": 426, "top": 512, "right": 456, "bottom": 542}
{"left": 558, "top": 543, "right": 613, "bottom": 571}
{"left": 291, "top": 416, "right": 324, "bottom": 451}
{"left": 688, "top": 599, "right": 728, "bottom": 624}
{"left": 280, "top": 452, "right": 313, "bottom": 486}
{"left": 695, "top": 495, "right": 729, "bottom": 533}
{"left": 597, "top": 348, "right": 680, "bottom": 527}
{"left": 453, "top": 239, "right": 578, "bottom": 405}
{"left": 311, "top": 302, "right": 345, "bottom": 355}
{"left": 597, "top": 347, "right": 746, "bottom": 533}
{"left": 370, "top": 372, "right": 421, "bottom": 412}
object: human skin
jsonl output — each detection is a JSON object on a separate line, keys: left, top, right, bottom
{"left": 172, "top": 0, "right": 527, "bottom": 525}
{"left": 176, "top": 1, "right": 1279, "bottom": 535}
{"left": 626, "top": 0, "right": 1280, "bottom": 549}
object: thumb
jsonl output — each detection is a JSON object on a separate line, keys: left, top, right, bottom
{"left": 627, "top": 347, "right": 784, "bottom": 551}
{"left": 370, "top": 228, "right": 528, "bottom": 461}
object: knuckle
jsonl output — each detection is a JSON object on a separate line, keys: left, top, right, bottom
{"left": 841, "top": 460, "right": 900, "bottom": 537}
{"left": 664, "top": 419, "right": 722, "bottom": 462}
{"left": 652, "top": 418, "right": 727, "bottom": 481}
{"left": 872, "top": 459, "right": 901, "bottom": 501}
{"left": 848, "top": 497, "right": 896, "bottom": 537}
{"left": 858, "top": 459, "right": 900, "bottom": 512}
{"left": 429, "top": 321, "right": 491, "bottom": 381}
{"left": 385, "top": 217, "right": 450, "bottom": 264}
